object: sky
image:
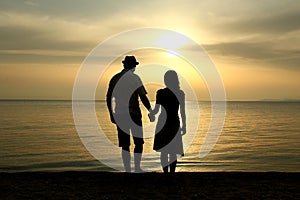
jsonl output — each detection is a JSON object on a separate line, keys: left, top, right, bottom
{"left": 0, "top": 0, "right": 299, "bottom": 100}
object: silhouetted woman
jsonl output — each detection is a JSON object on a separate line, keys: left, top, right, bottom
{"left": 150, "top": 70, "right": 186, "bottom": 173}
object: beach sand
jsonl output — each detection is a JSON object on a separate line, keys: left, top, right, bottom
{"left": 1, "top": 172, "right": 299, "bottom": 199}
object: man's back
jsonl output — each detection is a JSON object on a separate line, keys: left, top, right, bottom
{"left": 108, "top": 69, "right": 147, "bottom": 116}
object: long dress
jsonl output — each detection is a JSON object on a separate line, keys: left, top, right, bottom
{"left": 153, "top": 88, "right": 184, "bottom": 155}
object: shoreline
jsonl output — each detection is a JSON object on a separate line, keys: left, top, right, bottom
{"left": 1, "top": 171, "right": 299, "bottom": 199}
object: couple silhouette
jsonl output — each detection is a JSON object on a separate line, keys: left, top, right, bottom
{"left": 106, "top": 56, "right": 186, "bottom": 173}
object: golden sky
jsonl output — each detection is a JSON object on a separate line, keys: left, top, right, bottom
{"left": 0, "top": 0, "right": 299, "bottom": 100}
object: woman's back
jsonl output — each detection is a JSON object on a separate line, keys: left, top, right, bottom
{"left": 156, "top": 88, "right": 183, "bottom": 120}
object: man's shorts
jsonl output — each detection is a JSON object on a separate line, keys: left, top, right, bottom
{"left": 116, "top": 114, "right": 144, "bottom": 147}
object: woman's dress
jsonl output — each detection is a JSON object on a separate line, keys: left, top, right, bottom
{"left": 153, "top": 88, "right": 184, "bottom": 155}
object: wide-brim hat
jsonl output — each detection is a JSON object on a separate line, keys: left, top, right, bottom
{"left": 122, "top": 56, "right": 139, "bottom": 65}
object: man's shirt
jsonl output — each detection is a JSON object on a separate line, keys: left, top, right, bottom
{"left": 107, "top": 69, "right": 147, "bottom": 116}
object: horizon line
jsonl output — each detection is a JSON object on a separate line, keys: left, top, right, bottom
{"left": 0, "top": 98, "right": 300, "bottom": 102}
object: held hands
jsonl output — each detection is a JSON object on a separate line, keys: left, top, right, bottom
{"left": 148, "top": 109, "right": 155, "bottom": 122}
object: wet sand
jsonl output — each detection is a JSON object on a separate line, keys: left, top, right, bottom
{"left": 1, "top": 172, "right": 299, "bottom": 199}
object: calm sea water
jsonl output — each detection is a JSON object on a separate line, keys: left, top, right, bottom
{"left": 0, "top": 100, "right": 299, "bottom": 172}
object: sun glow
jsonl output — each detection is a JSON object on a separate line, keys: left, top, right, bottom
{"left": 165, "top": 51, "right": 177, "bottom": 58}
{"left": 97, "top": 48, "right": 210, "bottom": 101}
{"left": 155, "top": 32, "right": 189, "bottom": 52}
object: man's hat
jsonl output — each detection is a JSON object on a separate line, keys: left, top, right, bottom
{"left": 122, "top": 56, "right": 139, "bottom": 66}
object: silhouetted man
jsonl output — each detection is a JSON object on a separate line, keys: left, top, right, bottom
{"left": 106, "top": 56, "right": 151, "bottom": 173}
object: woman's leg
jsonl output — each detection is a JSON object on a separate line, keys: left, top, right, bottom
{"left": 169, "top": 154, "right": 177, "bottom": 173}
{"left": 160, "top": 151, "right": 168, "bottom": 173}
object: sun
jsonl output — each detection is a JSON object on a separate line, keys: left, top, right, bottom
{"left": 165, "top": 51, "right": 177, "bottom": 58}
{"left": 155, "top": 32, "right": 189, "bottom": 52}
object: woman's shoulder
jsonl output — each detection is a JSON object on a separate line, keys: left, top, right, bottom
{"left": 156, "top": 88, "right": 167, "bottom": 94}
{"left": 179, "top": 89, "right": 185, "bottom": 96}
{"left": 157, "top": 88, "right": 184, "bottom": 95}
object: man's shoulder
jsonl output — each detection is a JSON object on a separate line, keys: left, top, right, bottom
{"left": 128, "top": 72, "right": 143, "bottom": 84}
{"left": 110, "top": 71, "right": 123, "bottom": 82}
{"left": 109, "top": 69, "right": 144, "bottom": 85}
{"left": 113, "top": 70, "right": 140, "bottom": 79}
{"left": 129, "top": 71, "right": 141, "bottom": 79}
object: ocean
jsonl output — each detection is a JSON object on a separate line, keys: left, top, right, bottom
{"left": 0, "top": 100, "right": 299, "bottom": 172}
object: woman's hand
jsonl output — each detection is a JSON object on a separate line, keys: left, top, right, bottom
{"left": 181, "top": 126, "right": 186, "bottom": 135}
{"left": 110, "top": 114, "right": 116, "bottom": 124}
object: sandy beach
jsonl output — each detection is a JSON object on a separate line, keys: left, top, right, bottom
{"left": 1, "top": 172, "right": 299, "bottom": 199}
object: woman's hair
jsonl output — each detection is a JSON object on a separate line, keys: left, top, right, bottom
{"left": 164, "top": 70, "right": 180, "bottom": 90}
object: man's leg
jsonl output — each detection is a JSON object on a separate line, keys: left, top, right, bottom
{"left": 122, "top": 146, "right": 131, "bottom": 173}
{"left": 132, "top": 115, "right": 145, "bottom": 173}
{"left": 117, "top": 125, "right": 131, "bottom": 172}
{"left": 134, "top": 144, "right": 143, "bottom": 173}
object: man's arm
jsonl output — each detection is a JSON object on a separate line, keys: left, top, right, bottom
{"left": 106, "top": 79, "right": 115, "bottom": 124}
{"left": 136, "top": 82, "right": 151, "bottom": 111}
{"left": 140, "top": 94, "right": 155, "bottom": 122}
{"left": 135, "top": 76, "right": 153, "bottom": 121}
{"left": 140, "top": 94, "right": 151, "bottom": 111}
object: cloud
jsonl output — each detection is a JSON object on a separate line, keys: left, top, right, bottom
{"left": 0, "top": 0, "right": 299, "bottom": 69}
{"left": 24, "top": 1, "right": 38, "bottom": 7}
{"left": 0, "top": 10, "right": 111, "bottom": 63}
{"left": 0, "top": 24, "right": 94, "bottom": 50}
{"left": 205, "top": 42, "right": 278, "bottom": 59}
{"left": 0, "top": 0, "right": 151, "bottom": 22}
{"left": 204, "top": 41, "right": 300, "bottom": 70}
{"left": 0, "top": 49, "right": 86, "bottom": 64}
{"left": 220, "top": 10, "right": 300, "bottom": 34}
{"left": 184, "top": 1, "right": 300, "bottom": 44}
